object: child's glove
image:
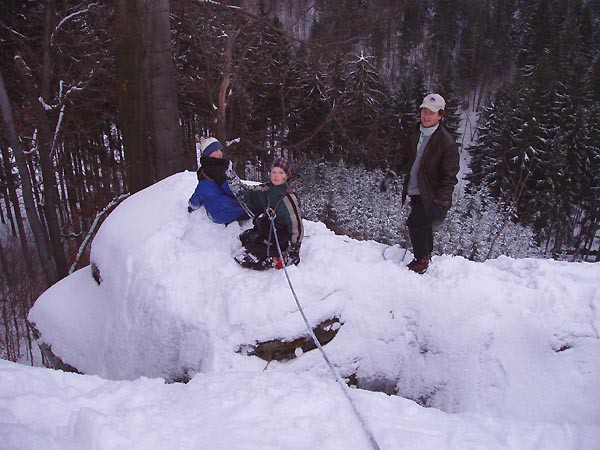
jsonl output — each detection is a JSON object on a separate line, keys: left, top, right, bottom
{"left": 285, "top": 243, "right": 301, "bottom": 266}
{"left": 225, "top": 160, "right": 245, "bottom": 197}
{"left": 272, "top": 257, "right": 284, "bottom": 270}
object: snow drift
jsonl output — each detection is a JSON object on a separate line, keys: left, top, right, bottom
{"left": 28, "top": 172, "right": 600, "bottom": 430}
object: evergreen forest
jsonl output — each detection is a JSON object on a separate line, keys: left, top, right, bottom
{"left": 0, "top": 0, "right": 599, "bottom": 362}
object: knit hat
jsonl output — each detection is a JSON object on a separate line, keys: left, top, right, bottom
{"left": 271, "top": 157, "right": 293, "bottom": 176}
{"left": 419, "top": 93, "right": 446, "bottom": 112}
{"left": 200, "top": 137, "right": 223, "bottom": 157}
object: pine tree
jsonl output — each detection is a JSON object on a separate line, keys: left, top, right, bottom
{"left": 431, "top": 75, "right": 462, "bottom": 142}
{"left": 543, "top": 0, "right": 598, "bottom": 254}
{"left": 336, "top": 52, "right": 388, "bottom": 166}
{"left": 466, "top": 90, "right": 516, "bottom": 202}
{"left": 285, "top": 49, "right": 331, "bottom": 158}
{"left": 387, "top": 85, "right": 417, "bottom": 162}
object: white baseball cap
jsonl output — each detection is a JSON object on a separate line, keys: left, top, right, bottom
{"left": 419, "top": 93, "right": 446, "bottom": 112}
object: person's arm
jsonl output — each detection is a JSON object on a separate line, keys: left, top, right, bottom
{"left": 225, "top": 161, "right": 247, "bottom": 198}
{"left": 380, "top": 145, "right": 409, "bottom": 192}
{"left": 188, "top": 182, "right": 204, "bottom": 212}
{"left": 433, "top": 140, "right": 460, "bottom": 207}
{"left": 281, "top": 192, "right": 303, "bottom": 266}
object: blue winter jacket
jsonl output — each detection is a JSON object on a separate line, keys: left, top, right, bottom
{"left": 188, "top": 157, "right": 246, "bottom": 224}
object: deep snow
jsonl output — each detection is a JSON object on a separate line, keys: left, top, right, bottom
{"left": 2, "top": 171, "right": 599, "bottom": 449}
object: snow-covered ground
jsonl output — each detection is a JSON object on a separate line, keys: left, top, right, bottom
{"left": 2, "top": 172, "right": 599, "bottom": 449}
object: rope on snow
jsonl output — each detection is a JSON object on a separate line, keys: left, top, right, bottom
{"left": 269, "top": 216, "right": 382, "bottom": 450}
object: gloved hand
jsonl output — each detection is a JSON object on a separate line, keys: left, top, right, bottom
{"left": 187, "top": 206, "right": 193, "bottom": 213}
{"left": 430, "top": 202, "right": 449, "bottom": 229}
{"left": 272, "top": 257, "right": 284, "bottom": 270}
{"left": 225, "top": 160, "right": 245, "bottom": 197}
{"left": 284, "top": 243, "right": 301, "bottom": 266}
{"left": 225, "top": 160, "right": 237, "bottom": 180}
{"left": 379, "top": 170, "right": 396, "bottom": 192}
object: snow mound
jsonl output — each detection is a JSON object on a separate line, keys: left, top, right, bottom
{"left": 29, "top": 172, "right": 600, "bottom": 428}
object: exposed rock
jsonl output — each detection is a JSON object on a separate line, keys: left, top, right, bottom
{"left": 91, "top": 262, "right": 102, "bottom": 285}
{"left": 29, "top": 322, "right": 81, "bottom": 374}
{"left": 346, "top": 373, "right": 398, "bottom": 396}
{"left": 238, "top": 317, "right": 341, "bottom": 362}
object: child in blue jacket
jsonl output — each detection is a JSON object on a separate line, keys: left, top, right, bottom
{"left": 188, "top": 137, "right": 248, "bottom": 224}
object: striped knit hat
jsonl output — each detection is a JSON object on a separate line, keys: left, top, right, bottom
{"left": 200, "top": 137, "right": 223, "bottom": 157}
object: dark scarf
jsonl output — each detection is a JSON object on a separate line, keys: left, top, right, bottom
{"left": 197, "top": 157, "right": 229, "bottom": 185}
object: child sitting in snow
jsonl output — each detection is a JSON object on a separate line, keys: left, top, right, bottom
{"left": 231, "top": 158, "right": 303, "bottom": 271}
{"left": 188, "top": 137, "right": 249, "bottom": 225}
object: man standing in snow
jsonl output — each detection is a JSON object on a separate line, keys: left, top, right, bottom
{"left": 380, "top": 93, "right": 460, "bottom": 274}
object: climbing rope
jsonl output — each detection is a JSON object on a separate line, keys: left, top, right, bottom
{"left": 269, "top": 216, "right": 382, "bottom": 450}
{"left": 231, "top": 183, "right": 380, "bottom": 448}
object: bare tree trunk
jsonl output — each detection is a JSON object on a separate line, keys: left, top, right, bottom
{"left": 41, "top": 0, "right": 56, "bottom": 100}
{"left": 0, "top": 178, "right": 16, "bottom": 236}
{"left": 14, "top": 56, "right": 67, "bottom": 280}
{"left": 0, "top": 69, "right": 58, "bottom": 285}
{"left": 217, "top": 29, "right": 240, "bottom": 144}
{"left": 146, "top": 0, "right": 186, "bottom": 180}
{"left": 0, "top": 142, "right": 35, "bottom": 278}
{"left": 116, "top": 0, "right": 154, "bottom": 193}
{"left": 116, "top": 0, "right": 184, "bottom": 190}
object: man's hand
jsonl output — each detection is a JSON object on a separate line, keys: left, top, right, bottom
{"left": 430, "top": 200, "right": 449, "bottom": 228}
{"left": 379, "top": 170, "right": 396, "bottom": 192}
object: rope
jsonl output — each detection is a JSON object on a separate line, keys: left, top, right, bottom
{"left": 236, "top": 193, "right": 255, "bottom": 220}
{"left": 269, "top": 217, "right": 382, "bottom": 450}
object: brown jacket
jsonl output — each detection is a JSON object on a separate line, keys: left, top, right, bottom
{"left": 391, "top": 122, "right": 460, "bottom": 213}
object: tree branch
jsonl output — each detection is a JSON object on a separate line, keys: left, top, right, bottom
{"left": 68, "top": 193, "right": 131, "bottom": 274}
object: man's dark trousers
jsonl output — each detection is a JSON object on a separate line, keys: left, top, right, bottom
{"left": 407, "top": 195, "right": 433, "bottom": 260}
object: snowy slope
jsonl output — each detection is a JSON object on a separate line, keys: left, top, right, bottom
{"left": 16, "top": 171, "right": 600, "bottom": 449}
{"left": 2, "top": 359, "right": 599, "bottom": 450}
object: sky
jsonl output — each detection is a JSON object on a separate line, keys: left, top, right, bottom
{"left": 2, "top": 171, "right": 599, "bottom": 450}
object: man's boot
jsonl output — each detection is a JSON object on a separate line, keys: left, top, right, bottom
{"left": 407, "top": 256, "right": 431, "bottom": 274}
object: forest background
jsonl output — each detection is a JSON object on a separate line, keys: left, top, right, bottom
{"left": 0, "top": 0, "right": 599, "bottom": 364}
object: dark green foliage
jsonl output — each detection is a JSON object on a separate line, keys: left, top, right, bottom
{"left": 466, "top": 0, "right": 599, "bottom": 259}
{"left": 334, "top": 53, "right": 390, "bottom": 166}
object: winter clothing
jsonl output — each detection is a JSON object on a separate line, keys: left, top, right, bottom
{"left": 379, "top": 171, "right": 395, "bottom": 192}
{"left": 390, "top": 121, "right": 459, "bottom": 213}
{"left": 235, "top": 181, "right": 303, "bottom": 269}
{"left": 200, "top": 137, "right": 223, "bottom": 158}
{"left": 383, "top": 104, "right": 459, "bottom": 265}
{"left": 407, "top": 256, "right": 431, "bottom": 274}
{"left": 429, "top": 204, "right": 448, "bottom": 228}
{"left": 419, "top": 93, "right": 446, "bottom": 112}
{"left": 406, "top": 195, "right": 434, "bottom": 260}
{"left": 271, "top": 157, "right": 293, "bottom": 176}
{"left": 407, "top": 124, "right": 438, "bottom": 196}
{"left": 188, "top": 156, "right": 248, "bottom": 224}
